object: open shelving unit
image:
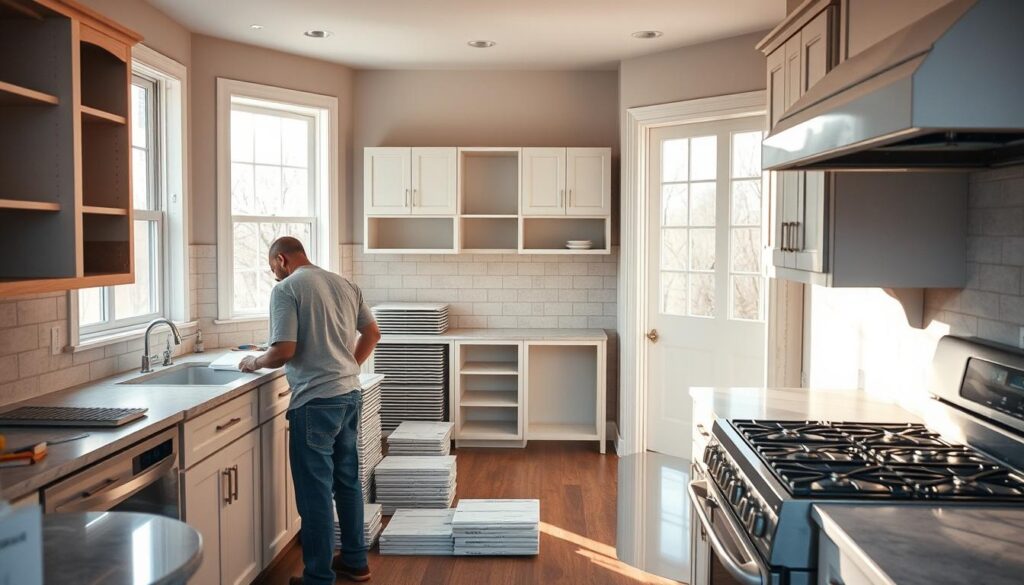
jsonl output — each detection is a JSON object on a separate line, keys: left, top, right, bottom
{"left": 525, "top": 341, "right": 604, "bottom": 442}
{"left": 454, "top": 341, "right": 524, "bottom": 447}
{"left": 458, "top": 148, "right": 520, "bottom": 253}
{"left": 0, "top": 0, "right": 140, "bottom": 296}
{"left": 365, "top": 216, "right": 457, "bottom": 253}
{"left": 520, "top": 217, "right": 610, "bottom": 254}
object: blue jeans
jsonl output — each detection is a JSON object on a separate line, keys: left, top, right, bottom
{"left": 287, "top": 391, "right": 366, "bottom": 585}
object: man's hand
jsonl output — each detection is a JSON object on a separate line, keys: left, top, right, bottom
{"left": 239, "top": 355, "right": 260, "bottom": 373}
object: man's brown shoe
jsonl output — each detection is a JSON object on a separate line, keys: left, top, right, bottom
{"left": 332, "top": 558, "right": 371, "bottom": 582}
{"left": 289, "top": 578, "right": 303, "bottom": 585}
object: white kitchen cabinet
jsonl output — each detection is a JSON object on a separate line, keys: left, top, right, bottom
{"left": 183, "top": 428, "right": 262, "bottom": 585}
{"left": 261, "top": 411, "right": 301, "bottom": 567}
{"left": 522, "top": 147, "right": 611, "bottom": 217}
{"left": 363, "top": 147, "right": 456, "bottom": 216}
{"left": 818, "top": 531, "right": 880, "bottom": 585}
{"left": 521, "top": 147, "right": 566, "bottom": 216}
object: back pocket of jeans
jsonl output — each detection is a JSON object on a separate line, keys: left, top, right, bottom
{"left": 305, "top": 404, "right": 345, "bottom": 453}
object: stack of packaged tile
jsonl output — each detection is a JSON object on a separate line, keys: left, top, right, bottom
{"left": 378, "top": 508, "right": 456, "bottom": 556}
{"left": 373, "top": 343, "right": 449, "bottom": 432}
{"left": 371, "top": 303, "right": 450, "bottom": 335}
{"left": 334, "top": 503, "right": 383, "bottom": 550}
{"left": 386, "top": 421, "right": 453, "bottom": 456}
{"left": 357, "top": 373, "right": 384, "bottom": 502}
{"left": 452, "top": 499, "right": 540, "bottom": 556}
{"left": 373, "top": 455, "right": 457, "bottom": 515}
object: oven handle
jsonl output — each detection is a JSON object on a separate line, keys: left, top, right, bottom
{"left": 54, "top": 457, "right": 177, "bottom": 513}
{"left": 688, "top": 479, "right": 767, "bottom": 585}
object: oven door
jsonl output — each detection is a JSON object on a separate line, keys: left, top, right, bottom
{"left": 689, "top": 478, "right": 774, "bottom": 585}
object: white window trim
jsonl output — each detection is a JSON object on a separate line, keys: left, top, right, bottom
{"left": 68, "top": 44, "right": 191, "bottom": 350}
{"left": 215, "top": 78, "right": 340, "bottom": 322}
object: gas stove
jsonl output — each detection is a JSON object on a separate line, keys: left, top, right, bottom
{"left": 691, "top": 336, "right": 1024, "bottom": 585}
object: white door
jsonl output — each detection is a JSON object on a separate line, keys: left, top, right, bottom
{"left": 647, "top": 118, "right": 768, "bottom": 459}
{"left": 566, "top": 148, "right": 611, "bottom": 216}
{"left": 364, "top": 147, "right": 411, "bottom": 214}
{"left": 220, "top": 429, "right": 262, "bottom": 585}
{"left": 183, "top": 454, "right": 224, "bottom": 585}
{"left": 521, "top": 147, "right": 566, "bottom": 216}
{"left": 260, "top": 415, "right": 290, "bottom": 566}
{"left": 411, "top": 147, "right": 457, "bottom": 215}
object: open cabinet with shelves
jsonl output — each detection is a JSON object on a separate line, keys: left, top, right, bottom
{"left": 454, "top": 342, "right": 523, "bottom": 447}
{"left": 525, "top": 342, "right": 604, "bottom": 442}
{"left": 520, "top": 217, "right": 610, "bottom": 254}
{"left": 0, "top": 0, "right": 140, "bottom": 295}
{"left": 365, "top": 216, "right": 457, "bottom": 253}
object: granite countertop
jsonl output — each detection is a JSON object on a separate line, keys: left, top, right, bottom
{"left": 0, "top": 350, "right": 286, "bottom": 501}
{"left": 689, "top": 386, "right": 923, "bottom": 423}
{"left": 380, "top": 327, "right": 608, "bottom": 343}
{"left": 814, "top": 504, "right": 1024, "bottom": 585}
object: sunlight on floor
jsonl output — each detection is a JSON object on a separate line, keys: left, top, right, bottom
{"left": 540, "top": 522, "right": 682, "bottom": 584}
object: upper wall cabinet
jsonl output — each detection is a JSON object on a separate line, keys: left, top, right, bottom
{"left": 364, "top": 147, "right": 457, "bottom": 215}
{"left": 521, "top": 147, "right": 611, "bottom": 217}
{"left": 0, "top": 0, "right": 141, "bottom": 296}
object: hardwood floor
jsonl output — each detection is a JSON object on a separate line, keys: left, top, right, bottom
{"left": 255, "top": 442, "right": 679, "bottom": 585}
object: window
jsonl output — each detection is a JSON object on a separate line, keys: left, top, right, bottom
{"left": 71, "top": 46, "right": 190, "bottom": 346}
{"left": 216, "top": 79, "right": 339, "bottom": 320}
{"left": 728, "top": 130, "right": 766, "bottom": 321}
{"left": 79, "top": 75, "right": 164, "bottom": 333}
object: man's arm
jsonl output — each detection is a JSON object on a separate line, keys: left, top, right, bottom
{"left": 353, "top": 321, "right": 381, "bottom": 366}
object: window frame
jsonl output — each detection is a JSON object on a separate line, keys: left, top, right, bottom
{"left": 68, "top": 45, "right": 192, "bottom": 349}
{"left": 215, "top": 78, "right": 340, "bottom": 322}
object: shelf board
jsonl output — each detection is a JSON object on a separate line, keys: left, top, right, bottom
{"left": 460, "top": 361, "right": 519, "bottom": 376}
{"left": 0, "top": 81, "right": 59, "bottom": 106}
{"left": 461, "top": 248, "right": 517, "bottom": 255}
{"left": 459, "top": 391, "right": 518, "bottom": 408}
{"left": 521, "top": 248, "right": 611, "bottom": 255}
{"left": 527, "top": 422, "right": 599, "bottom": 441}
{"left": 461, "top": 214, "right": 518, "bottom": 219}
{"left": 82, "top": 205, "right": 128, "bottom": 216}
{"left": 0, "top": 271, "right": 131, "bottom": 296}
{"left": 80, "top": 105, "right": 126, "bottom": 125}
{"left": 459, "top": 419, "right": 519, "bottom": 439}
{"left": 0, "top": 199, "right": 61, "bottom": 212}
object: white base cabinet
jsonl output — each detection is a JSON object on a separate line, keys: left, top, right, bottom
{"left": 261, "top": 411, "right": 301, "bottom": 567}
{"left": 183, "top": 427, "right": 262, "bottom": 585}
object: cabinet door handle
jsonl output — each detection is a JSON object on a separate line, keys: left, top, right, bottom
{"left": 568, "top": 189, "right": 573, "bottom": 207}
{"left": 560, "top": 189, "right": 565, "bottom": 208}
{"left": 412, "top": 188, "right": 418, "bottom": 207}
{"left": 222, "top": 469, "right": 232, "bottom": 504}
{"left": 697, "top": 423, "right": 710, "bottom": 438}
{"left": 230, "top": 465, "right": 239, "bottom": 502}
{"left": 405, "top": 188, "right": 410, "bottom": 207}
{"left": 792, "top": 221, "right": 801, "bottom": 251}
{"left": 278, "top": 389, "right": 292, "bottom": 398}
{"left": 780, "top": 223, "right": 788, "bottom": 252}
{"left": 216, "top": 417, "right": 242, "bottom": 432}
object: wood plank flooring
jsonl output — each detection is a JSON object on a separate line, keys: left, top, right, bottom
{"left": 255, "top": 442, "right": 679, "bottom": 585}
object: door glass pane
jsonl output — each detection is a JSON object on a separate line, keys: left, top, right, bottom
{"left": 689, "top": 273, "right": 715, "bottom": 317}
{"left": 661, "top": 272, "right": 687, "bottom": 316}
{"left": 732, "top": 275, "right": 762, "bottom": 320}
{"left": 113, "top": 221, "right": 159, "bottom": 320}
{"left": 731, "top": 131, "right": 763, "bottom": 179}
{"left": 689, "top": 229, "right": 716, "bottom": 271}
{"left": 661, "top": 228, "right": 688, "bottom": 270}
{"left": 689, "top": 136, "right": 717, "bottom": 181}
{"left": 731, "top": 180, "right": 762, "bottom": 226}
{"left": 662, "top": 184, "right": 688, "bottom": 226}
{"left": 730, "top": 228, "right": 761, "bottom": 273}
{"left": 662, "top": 139, "right": 689, "bottom": 182}
{"left": 689, "top": 182, "right": 716, "bottom": 227}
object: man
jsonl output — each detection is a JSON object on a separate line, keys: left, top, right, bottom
{"left": 239, "top": 236, "right": 381, "bottom": 585}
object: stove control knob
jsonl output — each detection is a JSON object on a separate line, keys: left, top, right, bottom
{"left": 718, "top": 467, "right": 733, "bottom": 484}
{"left": 737, "top": 496, "right": 753, "bottom": 518}
{"left": 728, "top": 482, "right": 745, "bottom": 505}
{"left": 749, "top": 511, "right": 767, "bottom": 538}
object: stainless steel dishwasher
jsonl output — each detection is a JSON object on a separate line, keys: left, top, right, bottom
{"left": 42, "top": 427, "right": 179, "bottom": 519}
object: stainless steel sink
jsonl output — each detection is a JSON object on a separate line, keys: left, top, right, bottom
{"left": 120, "top": 363, "right": 246, "bottom": 386}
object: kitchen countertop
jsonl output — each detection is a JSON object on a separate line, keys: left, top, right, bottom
{"left": 380, "top": 327, "right": 608, "bottom": 343}
{"left": 813, "top": 504, "right": 1024, "bottom": 585}
{"left": 0, "top": 350, "right": 287, "bottom": 501}
{"left": 44, "top": 511, "right": 202, "bottom": 584}
{"left": 689, "top": 386, "right": 923, "bottom": 423}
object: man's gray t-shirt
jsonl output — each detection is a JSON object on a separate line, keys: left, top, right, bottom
{"left": 268, "top": 265, "right": 375, "bottom": 410}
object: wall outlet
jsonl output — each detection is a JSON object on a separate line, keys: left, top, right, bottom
{"left": 50, "top": 326, "right": 62, "bottom": 356}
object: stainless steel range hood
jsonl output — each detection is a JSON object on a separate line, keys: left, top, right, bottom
{"left": 763, "top": 0, "right": 1024, "bottom": 171}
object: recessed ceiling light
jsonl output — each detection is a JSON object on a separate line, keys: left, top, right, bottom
{"left": 632, "top": 30, "right": 663, "bottom": 39}
{"left": 467, "top": 40, "right": 496, "bottom": 48}
{"left": 304, "top": 29, "right": 333, "bottom": 39}
{"left": 249, "top": 24, "right": 264, "bottom": 30}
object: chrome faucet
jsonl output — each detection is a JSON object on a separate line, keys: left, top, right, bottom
{"left": 141, "top": 318, "right": 182, "bottom": 373}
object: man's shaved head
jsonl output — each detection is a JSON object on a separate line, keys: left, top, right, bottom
{"left": 269, "top": 236, "right": 306, "bottom": 259}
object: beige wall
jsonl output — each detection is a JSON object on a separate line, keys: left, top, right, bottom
{"left": 618, "top": 31, "right": 767, "bottom": 111}
{"left": 189, "top": 34, "right": 356, "bottom": 244}
{"left": 79, "top": 0, "right": 190, "bottom": 65}
{"left": 351, "top": 69, "right": 619, "bottom": 243}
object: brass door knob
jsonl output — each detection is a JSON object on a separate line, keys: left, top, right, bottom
{"left": 646, "top": 329, "right": 659, "bottom": 343}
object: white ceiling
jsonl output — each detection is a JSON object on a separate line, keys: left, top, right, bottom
{"left": 146, "top": 0, "right": 785, "bottom": 70}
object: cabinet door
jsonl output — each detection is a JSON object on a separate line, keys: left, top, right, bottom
{"left": 801, "top": 8, "right": 833, "bottom": 94}
{"left": 261, "top": 415, "right": 291, "bottom": 567}
{"left": 521, "top": 147, "right": 566, "bottom": 216}
{"left": 795, "top": 171, "right": 827, "bottom": 273}
{"left": 364, "top": 147, "right": 411, "bottom": 215}
{"left": 220, "top": 429, "right": 262, "bottom": 585}
{"left": 286, "top": 419, "right": 301, "bottom": 538}
{"left": 784, "top": 33, "right": 802, "bottom": 110}
{"left": 766, "top": 46, "right": 787, "bottom": 129}
{"left": 183, "top": 450, "right": 227, "bottom": 585}
{"left": 565, "top": 148, "right": 611, "bottom": 216}
{"left": 411, "top": 147, "right": 457, "bottom": 215}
